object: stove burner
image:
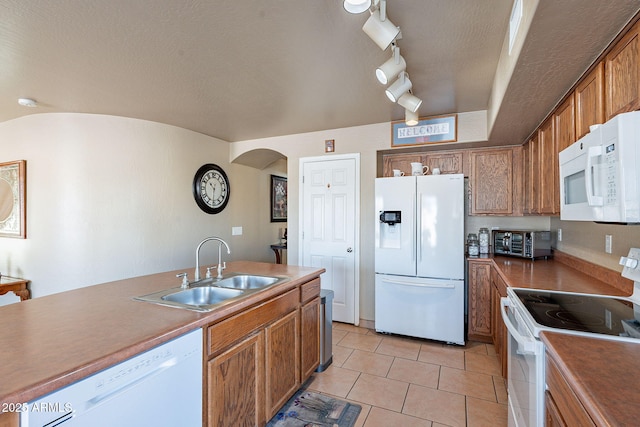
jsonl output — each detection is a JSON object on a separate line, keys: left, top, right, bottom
{"left": 546, "top": 309, "right": 605, "bottom": 328}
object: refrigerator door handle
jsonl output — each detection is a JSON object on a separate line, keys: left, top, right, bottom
{"left": 416, "top": 193, "right": 421, "bottom": 264}
{"left": 381, "top": 278, "right": 455, "bottom": 289}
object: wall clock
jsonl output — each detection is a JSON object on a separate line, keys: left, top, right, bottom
{"left": 192, "top": 164, "right": 230, "bottom": 214}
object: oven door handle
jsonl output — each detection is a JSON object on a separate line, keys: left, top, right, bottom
{"left": 500, "top": 297, "right": 538, "bottom": 355}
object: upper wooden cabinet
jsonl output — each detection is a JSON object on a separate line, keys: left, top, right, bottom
{"left": 382, "top": 150, "right": 463, "bottom": 177}
{"left": 469, "top": 147, "right": 522, "bottom": 216}
{"left": 537, "top": 118, "right": 558, "bottom": 215}
{"left": 523, "top": 135, "right": 539, "bottom": 215}
{"left": 605, "top": 20, "right": 640, "bottom": 120}
{"left": 554, "top": 95, "right": 576, "bottom": 153}
{"left": 575, "top": 62, "right": 605, "bottom": 139}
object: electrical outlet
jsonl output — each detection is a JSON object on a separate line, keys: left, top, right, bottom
{"left": 605, "top": 309, "right": 612, "bottom": 329}
{"left": 232, "top": 226, "right": 243, "bottom": 236}
{"left": 605, "top": 235, "right": 612, "bottom": 254}
{"left": 557, "top": 228, "right": 562, "bottom": 242}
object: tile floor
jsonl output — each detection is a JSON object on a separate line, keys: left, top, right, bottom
{"left": 306, "top": 322, "right": 508, "bottom": 427}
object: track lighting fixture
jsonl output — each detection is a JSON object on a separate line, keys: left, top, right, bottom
{"left": 385, "top": 72, "right": 412, "bottom": 102}
{"left": 343, "top": 0, "right": 371, "bottom": 14}
{"left": 376, "top": 45, "right": 406, "bottom": 85}
{"left": 397, "top": 92, "right": 422, "bottom": 113}
{"left": 362, "top": 8, "right": 400, "bottom": 50}
{"left": 405, "top": 109, "right": 419, "bottom": 126}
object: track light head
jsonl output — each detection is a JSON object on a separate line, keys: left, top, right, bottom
{"left": 362, "top": 8, "right": 400, "bottom": 50}
{"left": 376, "top": 48, "right": 406, "bottom": 85}
{"left": 343, "top": 0, "right": 372, "bottom": 13}
{"left": 397, "top": 92, "right": 422, "bottom": 113}
{"left": 385, "top": 72, "right": 412, "bottom": 102}
{"left": 405, "top": 109, "right": 419, "bottom": 126}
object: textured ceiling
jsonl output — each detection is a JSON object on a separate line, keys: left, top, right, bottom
{"left": 1, "top": 1, "right": 639, "bottom": 144}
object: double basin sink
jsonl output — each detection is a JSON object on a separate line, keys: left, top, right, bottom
{"left": 134, "top": 273, "right": 288, "bottom": 312}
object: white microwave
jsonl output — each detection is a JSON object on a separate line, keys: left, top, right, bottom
{"left": 559, "top": 111, "right": 640, "bottom": 223}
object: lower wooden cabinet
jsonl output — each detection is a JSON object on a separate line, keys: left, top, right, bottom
{"left": 467, "top": 260, "right": 492, "bottom": 342}
{"left": 208, "top": 332, "right": 265, "bottom": 426}
{"left": 545, "top": 353, "right": 595, "bottom": 426}
{"left": 490, "top": 268, "right": 508, "bottom": 378}
{"left": 205, "top": 280, "right": 321, "bottom": 426}
{"left": 265, "top": 310, "right": 300, "bottom": 419}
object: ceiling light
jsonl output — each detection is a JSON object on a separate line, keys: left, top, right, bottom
{"left": 376, "top": 46, "right": 406, "bottom": 85}
{"left": 17, "top": 98, "right": 37, "bottom": 108}
{"left": 362, "top": 8, "right": 400, "bottom": 50}
{"left": 405, "top": 109, "right": 419, "bottom": 126}
{"left": 385, "top": 72, "right": 412, "bottom": 102}
{"left": 397, "top": 92, "right": 422, "bottom": 113}
{"left": 343, "top": 0, "right": 371, "bottom": 13}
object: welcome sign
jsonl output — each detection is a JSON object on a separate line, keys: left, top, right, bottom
{"left": 391, "top": 114, "right": 457, "bottom": 147}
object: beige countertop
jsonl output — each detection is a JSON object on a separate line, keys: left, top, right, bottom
{"left": 0, "top": 261, "right": 324, "bottom": 405}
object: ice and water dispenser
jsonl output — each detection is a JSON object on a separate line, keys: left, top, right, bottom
{"left": 379, "top": 210, "right": 402, "bottom": 249}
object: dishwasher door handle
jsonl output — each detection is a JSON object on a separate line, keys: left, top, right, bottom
{"left": 500, "top": 297, "right": 539, "bottom": 355}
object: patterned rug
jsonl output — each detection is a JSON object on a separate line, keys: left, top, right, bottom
{"left": 267, "top": 389, "right": 362, "bottom": 427}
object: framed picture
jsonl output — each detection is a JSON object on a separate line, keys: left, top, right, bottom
{"left": 391, "top": 113, "right": 457, "bottom": 147}
{"left": 0, "top": 160, "right": 27, "bottom": 239}
{"left": 270, "top": 175, "right": 287, "bottom": 222}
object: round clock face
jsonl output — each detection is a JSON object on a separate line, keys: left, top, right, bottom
{"left": 193, "top": 164, "right": 230, "bottom": 214}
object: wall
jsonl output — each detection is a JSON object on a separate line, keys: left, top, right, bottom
{"left": 0, "top": 113, "right": 277, "bottom": 305}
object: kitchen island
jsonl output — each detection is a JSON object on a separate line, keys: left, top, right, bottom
{"left": 0, "top": 261, "right": 324, "bottom": 426}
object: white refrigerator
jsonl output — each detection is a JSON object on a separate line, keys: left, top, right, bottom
{"left": 374, "top": 174, "right": 465, "bottom": 345}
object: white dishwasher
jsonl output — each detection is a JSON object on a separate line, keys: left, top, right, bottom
{"left": 21, "top": 328, "right": 202, "bottom": 427}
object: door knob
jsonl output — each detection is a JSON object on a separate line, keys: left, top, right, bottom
{"left": 347, "top": 247, "right": 353, "bottom": 253}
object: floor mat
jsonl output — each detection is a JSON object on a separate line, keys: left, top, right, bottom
{"left": 267, "top": 389, "right": 361, "bottom": 427}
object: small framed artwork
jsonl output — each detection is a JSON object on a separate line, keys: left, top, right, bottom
{"left": 391, "top": 113, "right": 457, "bottom": 147}
{"left": 0, "top": 160, "right": 27, "bottom": 239}
{"left": 270, "top": 175, "right": 287, "bottom": 222}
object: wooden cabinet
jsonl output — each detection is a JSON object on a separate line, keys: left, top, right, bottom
{"left": 554, "top": 95, "right": 575, "bottom": 153}
{"left": 300, "top": 279, "right": 321, "bottom": 380}
{"left": 575, "top": 62, "right": 605, "bottom": 139}
{"left": 469, "top": 147, "right": 522, "bottom": 216}
{"left": 545, "top": 353, "right": 596, "bottom": 427}
{"left": 523, "top": 135, "right": 539, "bottom": 215}
{"left": 605, "top": 21, "right": 640, "bottom": 120}
{"left": 208, "top": 332, "right": 265, "bottom": 426}
{"left": 537, "top": 118, "right": 558, "bottom": 215}
{"left": 381, "top": 150, "right": 463, "bottom": 177}
{"left": 265, "top": 310, "right": 300, "bottom": 418}
{"left": 0, "top": 412, "right": 18, "bottom": 427}
{"left": 467, "top": 259, "right": 492, "bottom": 342}
{"left": 205, "top": 280, "right": 320, "bottom": 426}
{"left": 490, "top": 268, "right": 508, "bottom": 379}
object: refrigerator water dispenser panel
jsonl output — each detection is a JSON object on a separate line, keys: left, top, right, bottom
{"left": 379, "top": 210, "right": 403, "bottom": 249}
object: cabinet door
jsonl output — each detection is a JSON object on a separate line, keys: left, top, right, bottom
{"left": 523, "top": 136, "right": 539, "bottom": 215}
{"left": 265, "top": 310, "right": 300, "bottom": 419}
{"left": 467, "top": 260, "right": 492, "bottom": 342}
{"left": 575, "top": 62, "right": 605, "bottom": 139}
{"left": 537, "top": 118, "right": 558, "bottom": 215}
{"left": 490, "top": 269, "right": 508, "bottom": 379}
{"left": 470, "top": 149, "right": 513, "bottom": 215}
{"left": 606, "top": 21, "right": 640, "bottom": 120}
{"left": 554, "top": 95, "right": 575, "bottom": 153}
{"left": 382, "top": 153, "right": 424, "bottom": 177}
{"left": 301, "top": 296, "right": 320, "bottom": 380}
{"left": 545, "top": 391, "right": 568, "bottom": 427}
{"left": 208, "top": 332, "right": 265, "bottom": 427}
{"left": 424, "top": 151, "right": 464, "bottom": 174}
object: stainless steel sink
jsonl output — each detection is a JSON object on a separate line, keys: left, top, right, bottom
{"left": 134, "top": 273, "right": 288, "bottom": 312}
{"left": 162, "top": 286, "right": 244, "bottom": 306}
{"left": 214, "top": 274, "right": 281, "bottom": 290}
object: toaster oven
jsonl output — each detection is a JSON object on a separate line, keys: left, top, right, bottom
{"left": 492, "top": 230, "right": 552, "bottom": 259}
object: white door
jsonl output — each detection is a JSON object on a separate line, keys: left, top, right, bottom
{"left": 300, "top": 155, "right": 359, "bottom": 324}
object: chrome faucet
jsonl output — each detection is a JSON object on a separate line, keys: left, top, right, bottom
{"left": 195, "top": 237, "right": 231, "bottom": 281}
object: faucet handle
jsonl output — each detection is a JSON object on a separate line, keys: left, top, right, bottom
{"left": 176, "top": 272, "right": 189, "bottom": 288}
{"left": 206, "top": 267, "right": 213, "bottom": 279}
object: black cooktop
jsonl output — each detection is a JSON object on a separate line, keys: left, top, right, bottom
{"left": 513, "top": 289, "right": 640, "bottom": 338}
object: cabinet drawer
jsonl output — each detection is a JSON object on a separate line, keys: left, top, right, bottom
{"left": 546, "top": 355, "right": 595, "bottom": 427}
{"left": 300, "top": 278, "right": 320, "bottom": 303}
{"left": 208, "top": 288, "right": 299, "bottom": 357}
